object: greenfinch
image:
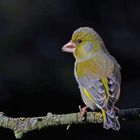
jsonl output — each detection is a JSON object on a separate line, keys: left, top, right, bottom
{"left": 62, "top": 27, "right": 121, "bottom": 130}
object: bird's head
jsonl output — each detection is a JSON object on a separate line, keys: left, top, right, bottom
{"left": 62, "top": 27, "right": 105, "bottom": 61}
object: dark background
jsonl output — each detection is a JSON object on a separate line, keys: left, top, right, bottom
{"left": 0, "top": 0, "right": 140, "bottom": 139}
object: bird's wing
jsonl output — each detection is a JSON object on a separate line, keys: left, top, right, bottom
{"left": 78, "top": 74, "right": 107, "bottom": 108}
{"left": 77, "top": 63, "right": 121, "bottom": 110}
{"left": 107, "top": 65, "right": 121, "bottom": 110}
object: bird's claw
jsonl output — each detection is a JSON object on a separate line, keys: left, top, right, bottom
{"left": 79, "top": 105, "right": 88, "bottom": 121}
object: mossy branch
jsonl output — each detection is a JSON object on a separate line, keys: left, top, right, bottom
{"left": 0, "top": 108, "right": 139, "bottom": 139}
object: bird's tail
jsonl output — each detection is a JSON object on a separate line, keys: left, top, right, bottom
{"left": 101, "top": 109, "right": 120, "bottom": 130}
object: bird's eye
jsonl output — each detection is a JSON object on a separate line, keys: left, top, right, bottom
{"left": 77, "top": 39, "right": 82, "bottom": 44}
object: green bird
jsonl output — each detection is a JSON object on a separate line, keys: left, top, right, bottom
{"left": 62, "top": 27, "right": 121, "bottom": 130}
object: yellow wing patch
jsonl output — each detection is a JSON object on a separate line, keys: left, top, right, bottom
{"left": 83, "top": 88, "right": 107, "bottom": 122}
{"left": 101, "top": 109, "right": 106, "bottom": 122}
{"left": 83, "top": 88, "right": 94, "bottom": 102}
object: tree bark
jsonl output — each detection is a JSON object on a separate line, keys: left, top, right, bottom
{"left": 0, "top": 108, "right": 139, "bottom": 139}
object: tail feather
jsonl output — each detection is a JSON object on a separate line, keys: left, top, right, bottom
{"left": 102, "top": 109, "right": 120, "bottom": 130}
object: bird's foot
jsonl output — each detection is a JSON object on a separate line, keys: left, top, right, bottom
{"left": 79, "top": 105, "right": 88, "bottom": 120}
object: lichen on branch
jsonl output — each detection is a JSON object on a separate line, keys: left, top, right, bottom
{"left": 0, "top": 108, "right": 139, "bottom": 139}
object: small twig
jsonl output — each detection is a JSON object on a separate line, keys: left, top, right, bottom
{"left": 0, "top": 108, "right": 139, "bottom": 139}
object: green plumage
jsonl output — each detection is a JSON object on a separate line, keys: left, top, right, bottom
{"left": 63, "top": 27, "right": 121, "bottom": 130}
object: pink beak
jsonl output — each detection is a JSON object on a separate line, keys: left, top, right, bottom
{"left": 62, "top": 41, "right": 76, "bottom": 53}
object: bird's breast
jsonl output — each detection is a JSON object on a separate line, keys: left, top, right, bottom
{"left": 75, "top": 58, "right": 99, "bottom": 78}
{"left": 74, "top": 53, "right": 114, "bottom": 79}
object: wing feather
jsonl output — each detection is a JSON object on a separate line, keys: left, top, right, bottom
{"left": 75, "top": 53, "right": 121, "bottom": 111}
{"left": 76, "top": 58, "right": 121, "bottom": 110}
{"left": 78, "top": 75, "right": 106, "bottom": 108}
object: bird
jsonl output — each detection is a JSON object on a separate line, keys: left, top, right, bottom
{"left": 62, "top": 27, "right": 121, "bottom": 130}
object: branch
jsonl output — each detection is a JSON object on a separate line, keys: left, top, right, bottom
{"left": 0, "top": 108, "right": 139, "bottom": 139}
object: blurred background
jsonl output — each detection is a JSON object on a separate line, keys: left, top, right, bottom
{"left": 0, "top": 0, "right": 140, "bottom": 139}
